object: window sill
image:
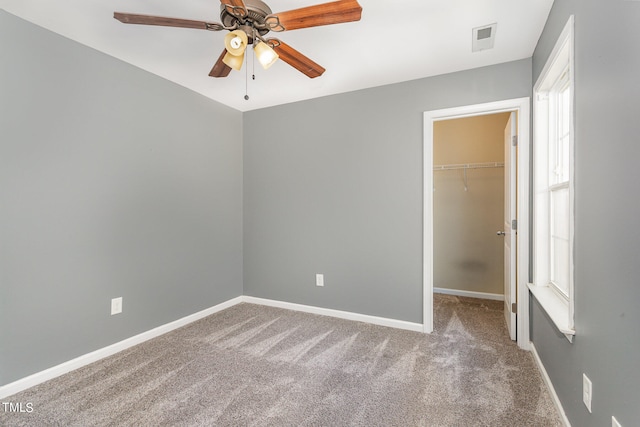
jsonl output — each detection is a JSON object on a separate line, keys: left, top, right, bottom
{"left": 528, "top": 283, "right": 575, "bottom": 342}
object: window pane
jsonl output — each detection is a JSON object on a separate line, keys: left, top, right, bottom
{"left": 559, "top": 134, "right": 570, "bottom": 182}
{"left": 560, "top": 86, "right": 570, "bottom": 135}
{"left": 552, "top": 187, "right": 569, "bottom": 239}
{"left": 551, "top": 83, "right": 571, "bottom": 185}
{"left": 550, "top": 187, "right": 570, "bottom": 296}
{"left": 552, "top": 237, "right": 570, "bottom": 296}
{"left": 558, "top": 85, "right": 571, "bottom": 182}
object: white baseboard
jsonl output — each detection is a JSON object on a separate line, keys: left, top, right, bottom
{"left": 0, "top": 296, "right": 244, "bottom": 400}
{"left": 530, "top": 342, "right": 571, "bottom": 427}
{"left": 433, "top": 287, "right": 504, "bottom": 301}
{"left": 242, "top": 296, "right": 424, "bottom": 332}
{"left": 1, "top": 295, "right": 424, "bottom": 399}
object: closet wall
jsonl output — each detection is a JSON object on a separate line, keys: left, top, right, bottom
{"left": 433, "top": 113, "right": 510, "bottom": 297}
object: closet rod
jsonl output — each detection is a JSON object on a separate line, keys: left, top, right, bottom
{"left": 433, "top": 162, "right": 504, "bottom": 171}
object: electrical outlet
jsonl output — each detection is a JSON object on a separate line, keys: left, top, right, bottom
{"left": 111, "top": 297, "right": 123, "bottom": 315}
{"left": 612, "top": 416, "right": 622, "bottom": 427}
{"left": 316, "top": 274, "right": 324, "bottom": 287}
{"left": 582, "top": 373, "right": 592, "bottom": 413}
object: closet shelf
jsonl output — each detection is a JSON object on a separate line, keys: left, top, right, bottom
{"left": 433, "top": 162, "right": 504, "bottom": 171}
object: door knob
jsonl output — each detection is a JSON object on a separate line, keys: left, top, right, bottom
{"left": 496, "top": 231, "right": 505, "bottom": 236}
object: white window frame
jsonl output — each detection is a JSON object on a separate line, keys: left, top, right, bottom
{"left": 548, "top": 72, "right": 571, "bottom": 299}
{"left": 530, "top": 15, "right": 576, "bottom": 341}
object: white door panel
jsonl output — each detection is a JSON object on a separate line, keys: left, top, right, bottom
{"left": 503, "top": 112, "right": 517, "bottom": 341}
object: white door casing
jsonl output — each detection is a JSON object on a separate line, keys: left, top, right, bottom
{"left": 423, "top": 98, "right": 530, "bottom": 350}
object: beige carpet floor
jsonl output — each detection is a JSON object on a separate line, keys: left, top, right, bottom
{"left": 1, "top": 294, "right": 562, "bottom": 426}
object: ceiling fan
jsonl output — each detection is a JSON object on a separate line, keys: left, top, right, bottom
{"left": 114, "top": 0, "right": 363, "bottom": 79}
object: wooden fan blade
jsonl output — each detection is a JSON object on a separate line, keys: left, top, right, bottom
{"left": 267, "top": 39, "right": 325, "bottom": 78}
{"left": 220, "top": 0, "right": 248, "bottom": 18}
{"left": 266, "top": 0, "right": 362, "bottom": 32}
{"left": 209, "top": 49, "right": 232, "bottom": 78}
{"left": 114, "top": 12, "right": 224, "bottom": 31}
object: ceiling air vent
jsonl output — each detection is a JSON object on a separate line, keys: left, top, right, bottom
{"left": 472, "top": 23, "right": 497, "bottom": 52}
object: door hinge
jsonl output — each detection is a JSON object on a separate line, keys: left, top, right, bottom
{"left": 512, "top": 135, "right": 518, "bottom": 146}
{"left": 512, "top": 219, "right": 517, "bottom": 230}
{"left": 536, "top": 93, "right": 549, "bottom": 101}
{"left": 512, "top": 302, "right": 517, "bottom": 314}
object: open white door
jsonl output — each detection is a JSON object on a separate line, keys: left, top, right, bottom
{"left": 503, "top": 112, "right": 517, "bottom": 340}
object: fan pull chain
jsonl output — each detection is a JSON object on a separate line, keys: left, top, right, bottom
{"left": 252, "top": 45, "right": 256, "bottom": 81}
{"left": 244, "top": 49, "right": 249, "bottom": 100}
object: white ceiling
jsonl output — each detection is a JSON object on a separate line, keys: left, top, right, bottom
{"left": 1, "top": 0, "right": 553, "bottom": 112}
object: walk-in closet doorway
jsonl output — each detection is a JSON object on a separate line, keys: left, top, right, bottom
{"left": 423, "top": 98, "right": 530, "bottom": 350}
{"left": 432, "top": 112, "right": 510, "bottom": 303}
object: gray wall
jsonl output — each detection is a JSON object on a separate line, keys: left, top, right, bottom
{"left": 530, "top": 0, "right": 640, "bottom": 425}
{"left": 0, "top": 12, "right": 243, "bottom": 386}
{"left": 243, "top": 59, "right": 531, "bottom": 323}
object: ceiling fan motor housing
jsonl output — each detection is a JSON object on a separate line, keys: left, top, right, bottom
{"left": 220, "top": 0, "right": 273, "bottom": 37}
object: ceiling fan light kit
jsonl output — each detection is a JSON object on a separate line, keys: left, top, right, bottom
{"left": 222, "top": 50, "right": 245, "bottom": 71}
{"left": 222, "top": 29, "right": 249, "bottom": 70}
{"left": 114, "top": 0, "right": 363, "bottom": 86}
{"left": 254, "top": 41, "right": 279, "bottom": 69}
{"left": 224, "top": 30, "right": 249, "bottom": 55}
